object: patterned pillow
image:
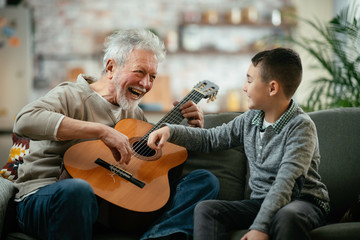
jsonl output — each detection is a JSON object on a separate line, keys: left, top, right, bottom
{"left": 0, "top": 133, "right": 30, "bottom": 181}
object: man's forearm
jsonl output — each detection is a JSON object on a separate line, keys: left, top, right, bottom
{"left": 56, "top": 117, "right": 106, "bottom": 141}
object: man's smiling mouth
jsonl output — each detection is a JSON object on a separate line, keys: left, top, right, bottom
{"left": 128, "top": 87, "right": 145, "bottom": 99}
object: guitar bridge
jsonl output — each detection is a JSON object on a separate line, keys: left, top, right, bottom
{"left": 95, "top": 158, "right": 145, "bottom": 188}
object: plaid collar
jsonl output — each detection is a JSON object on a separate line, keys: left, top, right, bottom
{"left": 252, "top": 100, "right": 297, "bottom": 134}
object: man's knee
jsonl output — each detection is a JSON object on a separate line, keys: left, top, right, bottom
{"left": 58, "top": 178, "right": 93, "bottom": 195}
{"left": 185, "top": 169, "right": 220, "bottom": 196}
{"left": 55, "top": 178, "right": 97, "bottom": 208}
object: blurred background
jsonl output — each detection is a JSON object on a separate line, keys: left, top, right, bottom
{"left": 0, "top": 0, "right": 357, "bottom": 153}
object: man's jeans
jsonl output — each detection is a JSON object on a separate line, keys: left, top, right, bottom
{"left": 16, "top": 178, "right": 98, "bottom": 240}
{"left": 16, "top": 170, "right": 219, "bottom": 240}
{"left": 194, "top": 199, "right": 327, "bottom": 240}
{"left": 140, "top": 169, "right": 220, "bottom": 240}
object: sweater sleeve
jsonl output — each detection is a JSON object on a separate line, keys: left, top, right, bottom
{"left": 13, "top": 82, "right": 83, "bottom": 141}
{"left": 167, "top": 114, "right": 244, "bottom": 152}
{"left": 249, "top": 117, "right": 318, "bottom": 233}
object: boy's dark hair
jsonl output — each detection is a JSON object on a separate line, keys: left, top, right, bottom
{"left": 251, "top": 48, "right": 302, "bottom": 99}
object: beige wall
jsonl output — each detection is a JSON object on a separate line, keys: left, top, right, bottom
{"left": 292, "top": 0, "right": 334, "bottom": 106}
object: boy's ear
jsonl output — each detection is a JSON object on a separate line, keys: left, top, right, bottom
{"left": 269, "top": 80, "right": 280, "bottom": 96}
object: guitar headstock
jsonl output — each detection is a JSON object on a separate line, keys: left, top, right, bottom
{"left": 194, "top": 80, "right": 219, "bottom": 102}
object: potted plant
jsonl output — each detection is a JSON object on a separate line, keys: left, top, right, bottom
{"left": 283, "top": 2, "right": 360, "bottom": 111}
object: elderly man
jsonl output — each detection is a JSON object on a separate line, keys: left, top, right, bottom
{"left": 13, "top": 29, "right": 219, "bottom": 240}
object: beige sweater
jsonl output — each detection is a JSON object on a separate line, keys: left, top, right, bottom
{"left": 13, "top": 74, "right": 146, "bottom": 199}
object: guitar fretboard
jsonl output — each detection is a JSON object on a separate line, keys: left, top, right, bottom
{"left": 143, "top": 88, "right": 205, "bottom": 140}
{"left": 131, "top": 80, "right": 217, "bottom": 159}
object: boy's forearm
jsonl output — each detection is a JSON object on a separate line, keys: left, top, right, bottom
{"left": 168, "top": 125, "right": 216, "bottom": 153}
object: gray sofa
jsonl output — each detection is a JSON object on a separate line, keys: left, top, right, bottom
{"left": 1, "top": 107, "right": 360, "bottom": 240}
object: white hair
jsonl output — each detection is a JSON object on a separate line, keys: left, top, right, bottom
{"left": 103, "top": 29, "right": 166, "bottom": 70}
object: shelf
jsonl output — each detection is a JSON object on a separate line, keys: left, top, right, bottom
{"left": 172, "top": 20, "right": 294, "bottom": 55}
{"left": 179, "top": 21, "right": 293, "bottom": 29}
{"left": 168, "top": 48, "right": 257, "bottom": 55}
{"left": 36, "top": 53, "right": 102, "bottom": 61}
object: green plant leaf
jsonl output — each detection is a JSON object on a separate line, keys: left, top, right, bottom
{"left": 285, "top": 2, "right": 360, "bottom": 111}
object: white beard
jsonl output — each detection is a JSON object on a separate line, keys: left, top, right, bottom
{"left": 117, "top": 87, "right": 141, "bottom": 111}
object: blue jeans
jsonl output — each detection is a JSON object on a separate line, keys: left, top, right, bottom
{"left": 140, "top": 169, "right": 220, "bottom": 240}
{"left": 16, "top": 178, "right": 98, "bottom": 240}
{"left": 16, "top": 170, "right": 219, "bottom": 240}
{"left": 194, "top": 199, "right": 326, "bottom": 240}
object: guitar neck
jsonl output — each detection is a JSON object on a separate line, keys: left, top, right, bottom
{"left": 143, "top": 89, "right": 204, "bottom": 139}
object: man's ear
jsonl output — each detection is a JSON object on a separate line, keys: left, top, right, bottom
{"left": 105, "top": 59, "right": 116, "bottom": 78}
{"left": 269, "top": 80, "right": 280, "bottom": 96}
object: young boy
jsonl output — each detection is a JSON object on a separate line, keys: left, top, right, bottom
{"left": 147, "top": 48, "right": 330, "bottom": 240}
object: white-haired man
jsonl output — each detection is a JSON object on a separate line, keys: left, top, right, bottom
{"left": 13, "top": 29, "right": 219, "bottom": 240}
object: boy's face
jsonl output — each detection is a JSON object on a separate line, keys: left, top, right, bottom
{"left": 243, "top": 63, "right": 270, "bottom": 110}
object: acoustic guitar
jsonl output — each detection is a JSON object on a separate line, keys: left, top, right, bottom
{"left": 63, "top": 80, "right": 219, "bottom": 218}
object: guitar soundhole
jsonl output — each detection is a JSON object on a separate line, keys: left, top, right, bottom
{"left": 133, "top": 140, "right": 156, "bottom": 157}
{"left": 130, "top": 137, "right": 161, "bottom": 161}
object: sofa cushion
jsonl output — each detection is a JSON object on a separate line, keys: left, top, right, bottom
{"left": 5, "top": 232, "right": 38, "bottom": 240}
{"left": 309, "top": 107, "right": 360, "bottom": 223}
{"left": 309, "top": 222, "right": 360, "bottom": 240}
{"left": 0, "top": 134, "right": 30, "bottom": 181}
{"left": 229, "top": 222, "right": 360, "bottom": 240}
{"left": 0, "top": 177, "right": 17, "bottom": 237}
{"left": 182, "top": 112, "right": 248, "bottom": 201}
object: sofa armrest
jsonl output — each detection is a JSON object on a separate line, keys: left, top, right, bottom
{"left": 309, "top": 107, "right": 360, "bottom": 223}
{"left": 0, "top": 177, "right": 17, "bottom": 237}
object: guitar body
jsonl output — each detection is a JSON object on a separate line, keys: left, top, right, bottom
{"left": 63, "top": 118, "right": 187, "bottom": 213}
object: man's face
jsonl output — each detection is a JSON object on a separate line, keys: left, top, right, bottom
{"left": 113, "top": 49, "right": 158, "bottom": 110}
{"left": 243, "top": 63, "right": 270, "bottom": 110}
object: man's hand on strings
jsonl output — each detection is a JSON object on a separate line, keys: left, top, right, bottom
{"left": 57, "top": 117, "right": 132, "bottom": 164}
{"left": 99, "top": 126, "right": 132, "bottom": 165}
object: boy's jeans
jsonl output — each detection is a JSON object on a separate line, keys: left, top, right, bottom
{"left": 194, "top": 198, "right": 326, "bottom": 240}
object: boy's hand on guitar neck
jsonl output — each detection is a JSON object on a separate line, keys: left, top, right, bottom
{"left": 175, "top": 100, "right": 204, "bottom": 128}
{"left": 147, "top": 100, "right": 203, "bottom": 150}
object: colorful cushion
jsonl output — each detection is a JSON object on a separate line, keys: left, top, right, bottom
{"left": 0, "top": 134, "right": 30, "bottom": 181}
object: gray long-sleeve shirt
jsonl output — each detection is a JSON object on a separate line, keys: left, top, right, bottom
{"left": 167, "top": 102, "right": 329, "bottom": 233}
